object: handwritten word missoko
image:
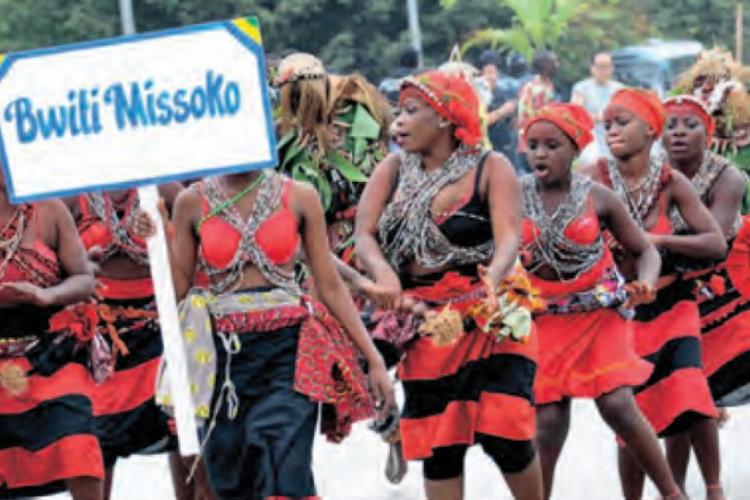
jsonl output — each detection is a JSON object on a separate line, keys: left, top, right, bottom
{"left": 3, "top": 70, "right": 241, "bottom": 144}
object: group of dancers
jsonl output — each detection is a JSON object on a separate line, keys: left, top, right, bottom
{"left": 0, "top": 49, "right": 749, "bottom": 500}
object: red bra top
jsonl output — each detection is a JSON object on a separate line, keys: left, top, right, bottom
{"left": 522, "top": 196, "right": 601, "bottom": 247}
{"left": 198, "top": 178, "right": 299, "bottom": 270}
{"left": 77, "top": 191, "right": 147, "bottom": 252}
{"left": 1, "top": 206, "right": 61, "bottom": 287}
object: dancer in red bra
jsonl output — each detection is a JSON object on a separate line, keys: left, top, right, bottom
{"left": 64, "top": 185, "right": 211, "bottom": 500}
{"left": 0, "top": 171, "right": 101, "bottom": 499}
{"left": 138, "top": 169, "right": 394, "bottom": 500}
{"left": 581, "top": 88, "right": 726, "bottom": 499}
{"left": 662, "top": 95, "right": 749, "bottom": 498}
{"left": 520, "top": 103, "right": 684, "bottom": 499}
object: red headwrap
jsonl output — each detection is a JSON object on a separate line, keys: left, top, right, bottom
{"left": 521, "top": 103, "right": 595, "bottom": 150}
{"left": 399, "top": 71, "right": 482, "bottom": 147}
{"left": 663, "top": 95, "right": 716, "bottom": 145}
{"left": 606, "top": 88, "right": 666, "bottom": 136}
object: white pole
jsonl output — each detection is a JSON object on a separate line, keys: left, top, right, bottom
{"left": 407, "top": 0, "right": 424, "bottom": 68}
{"left": 117, "top": 0, "right": 200, "bottom": 456}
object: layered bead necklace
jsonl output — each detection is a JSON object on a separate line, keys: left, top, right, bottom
{"left": 0, "top": 206, "right": 28, "bottom": 281}
{"left": 198, "top": 171, "right": 299, "bottom": 294}
{"left": 85, "top": 190, "right": 149, "bottom": 266}
{"left": 606, "top": 157, "right": 664, "bottom": 228}
{"left": 377, "top": 145, "right": 492, "bottom": 272}
{"left": 670, "top": 151, "right": 741, "bottom": 237}
{"left": 521, "top": 173, "right": 603, "bottom": 281}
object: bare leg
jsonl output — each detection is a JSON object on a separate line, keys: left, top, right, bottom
{"left": 425, "top": 476, "right": 463, "bottom": 500}
{"left": 503, "top": 454, "right": 544, "bottom": 500}
{"left": 688, "top": 418, "right": 725, "bottom": 500}
{"left": 596, "top": 387, "right": 681, "bottom": 499}
{"left": 535, "top": 399, "right": 571, "bottom": 499}
{"left": 103, "top": 465, "right": 114, "bottom": 500}
{"left": 169, "top": 452, "right": 196, "bottom": 500}
{"left": 617, "top": 446, "right": 646, "bottom": 500}
{"left": 191, "top": 456, "right": 217, "bottom": 500}
{"left": 67, "top": 476, "right": 104, "bottom": 500}
{"left": 665, "top": 433, "right": 690, "bottom": 491}
{"left": 169, "top": 453, "right": 216, "bottom": 500}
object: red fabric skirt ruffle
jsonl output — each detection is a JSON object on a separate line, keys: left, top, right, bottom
{"left": 534, "top": 308, "right": 652, "bottom": 404}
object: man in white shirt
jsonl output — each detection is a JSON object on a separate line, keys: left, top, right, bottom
{"left": 571, "top": 51, "right": 623, "bottom": 161}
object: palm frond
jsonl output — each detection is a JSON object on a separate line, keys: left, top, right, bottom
{"left": 460, "top": 27, "right": 533, "bottom": 61}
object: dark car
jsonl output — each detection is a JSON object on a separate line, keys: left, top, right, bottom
{"left": 612, "top": 39, "right": 703, "bottom": 96}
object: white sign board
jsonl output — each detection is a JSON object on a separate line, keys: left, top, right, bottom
{"left": 0, "top": 17, "right": 276, "bottom": 202}
{"left": 0, "top": 17, "right": 277, "bottom": 457}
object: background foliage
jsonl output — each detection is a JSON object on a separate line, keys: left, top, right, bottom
{"left": 0, "top": 0, "right": 745, "bottom": 90}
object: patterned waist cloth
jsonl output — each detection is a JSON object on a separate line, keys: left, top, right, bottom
{"left": 156, "top": 287, "right": 374, "bottom": 442}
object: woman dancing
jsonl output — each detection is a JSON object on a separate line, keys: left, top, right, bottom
{"left": 139, "top": 163, "right": 395, "bottom": 499}
{"left": 581, "top": 88, "right": 726, "bottom": 499}
{"left": 356, "top": 70, "right": 543, "bottom": 500}
{"left": 65, "top": 185, "right": 213, "bottom": 500}
{"left": 0, "top": 171, "right": 100, "bottom": 499}
{"left": 661, "top": 95, "right": 750, "bottom": 498}
{"left": 520, "top": 102, "right": 684, "bottom": 499}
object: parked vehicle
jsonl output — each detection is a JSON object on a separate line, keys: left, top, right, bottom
{"left": 612, "top": 39, "right": 703, "bottom": 96}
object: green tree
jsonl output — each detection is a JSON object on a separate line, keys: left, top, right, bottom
{"left": 0, "top": 0, "right": 517, "bottom": 82}
{"left": 442, "top": 0, "right": 588, "bottom": 61}
{"left": 633, "top": 0, "right": 748, "bottom": 61}
{"left": 442, "top": 0, "right": 655, "bottom": 89}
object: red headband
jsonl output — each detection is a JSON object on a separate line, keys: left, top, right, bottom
{"left": 521, "top": 103, "right": 595, "bottom": 150}
{"left": 663, "top": 95, "right": 715, "bottom": 145}
{"left": 606, "top": 88, "right": 666, "bottom": 136}
{"left": 399, "top": 71, "right": 482, "bottom": 147}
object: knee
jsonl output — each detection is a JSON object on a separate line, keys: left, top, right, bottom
{"left": 477, "top": 434, "right": 536, "bottom": 474}
{"left": 597, "top": 390, "right": 640, "bottom": 432}
{"left": 536, "top": 406, "right": 568, "bottom": 452}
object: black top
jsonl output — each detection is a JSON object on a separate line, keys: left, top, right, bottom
{"left": 437, "top": 153, "right": 492, "bottom": 247}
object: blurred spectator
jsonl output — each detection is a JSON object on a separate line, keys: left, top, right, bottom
{"left": 475, "top": 50, "right": 517, "bottom": 159}
{"left": 517, "top": 50, "right": 560, "bottom": 173}
{"left": 378, "top": 47, "right": 420, "bottom": 107}
{"left": 571, "top": 51, "right": 624, "bottom": 161}
{"left": 518, "top": 50, "right": 560, "bottom": 124}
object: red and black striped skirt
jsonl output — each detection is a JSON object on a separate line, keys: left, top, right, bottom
{"left": 395, "top": 274, "right": 538, "bottom": 462}
{"left": 0, "top": 307, "right": 103, "bottom": 496}
{"left": 631, "top": 277, "right": 718, "bottom": 436}
{"left": 91, "top": 277, "right": 173, "bottom": 465}
{"left": 688, "top": 220, "right": 750, "bottom": 406}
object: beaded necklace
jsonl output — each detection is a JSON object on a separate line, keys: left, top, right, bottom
{"left": 521, "top": 174, "right": 603, "bottom": 281}
{"left": 198, "top": 171, "right": 299, "bottom": 294}
{"left": 377, "top": 145, "right": 492, "bottom": 271}
{"left": 85, "top": 190, "right": 149, "bottom": 266}
{"left": 606, "top": 157, "right": 664, "bottom": 228}
{"left": 0, "top": 205, "right": 60, "bottom": 287}
{"left": 0, "top": 206, "right": 28, "bottom": 281}
{"left": 670, "top": 151, "right": 742, "bottom": 237}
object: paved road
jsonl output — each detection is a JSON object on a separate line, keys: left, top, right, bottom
{"left": 43, "top": 402, "right": 750, "bottom": 499}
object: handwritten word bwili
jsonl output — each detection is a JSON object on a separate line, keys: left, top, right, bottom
{"left": 3, "top": 70, "right": 241, "bottom": 143}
